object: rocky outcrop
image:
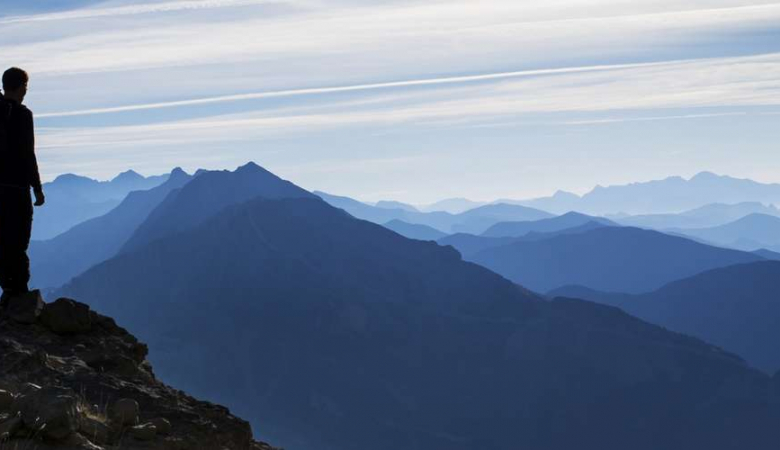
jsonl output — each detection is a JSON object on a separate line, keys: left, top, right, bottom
{"left": 0, "top": 291, "right": 277, "bottom": 450}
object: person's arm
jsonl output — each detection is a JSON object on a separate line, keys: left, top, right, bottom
{"left": 23, "top": 109, "right": 44, "bottom": 205}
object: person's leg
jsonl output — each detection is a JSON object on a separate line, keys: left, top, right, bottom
{"left": 10, "top": 189, "right": 33, "bottom": 292}
{"left": 0, "top": 188, "right": 33, "bottom": 294}
{"left": 0, "top": 188, "right": 12, "bottom": 294}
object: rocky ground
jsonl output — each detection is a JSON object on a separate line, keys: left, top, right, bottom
{"left": 0, "top": 290, "right": 279, "bottom": 450}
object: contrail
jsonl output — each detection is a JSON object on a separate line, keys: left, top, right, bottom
{"left": 38, "top": 60, "right": 672, "bottom": 119}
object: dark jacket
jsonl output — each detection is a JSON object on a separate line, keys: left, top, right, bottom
{"left": 0, "top": 95, "right": 42, "bottom": 191}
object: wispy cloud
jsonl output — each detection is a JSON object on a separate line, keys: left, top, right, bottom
{"left": 36, "top": 51, "right": 780, "bottom": 153}
{"left": 8, "top": 0, "right": 780, "bottom": 199}
{"left": 0, "top": 0, "right": 301, "bottom": 24}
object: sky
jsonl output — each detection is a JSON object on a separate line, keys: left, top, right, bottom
{"left": 1, "top": 0, "right": 779, "bottom": 203}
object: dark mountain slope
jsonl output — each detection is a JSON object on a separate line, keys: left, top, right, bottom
{"left": 550, "top": 261, "right": 780, "bottom": 374}
{"left": 469, "top": 226, "right": 764, "bottom": 294}
{"left": 30, "top": 168, "right": 193, "bottom": 290}
{"left": 57, "top": 196, "right": 780, "bottom": 450}
{"left": 482, "top": 211, "right": 616, "bottom": 237}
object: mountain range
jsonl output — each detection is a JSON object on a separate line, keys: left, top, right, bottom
{"left": 670, "top": 213, "right": 780, "bottom": 252}
{"left": 550, "top": 261, "right": 780, "bottom": 374}
{"left": 29, "top": 168, "right": 192, "bottom": 290}
{"left": 315, "top": 191, "right": 553, "bottom": 234}
{"left": 52, "top": 163, "right": 780, "bottom": 450}
{"left": 460, "top": 226, "right": 764, "bottom": 294}
{"left": 507, "top": 172, "right": 780, "bottom": 215}
{"left": 34, "top": 170, "right": 169, "bottom": 240}
{"left": 614, "top": 202, "right": 780, "bottom": 230}
{"left": 481, "top": 212, "right": 616, "bottom": 238}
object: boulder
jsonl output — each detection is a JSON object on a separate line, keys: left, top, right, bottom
{"left": 40, "top": 298, "right": 92, "bottom": 334}
{"left": 150, "top": 417, "right": 172, "bottom": 435}
{"left": 2, "top": 290, "right": 44, "bottom": 324}
{"left": 0, "top": 389, "right": 14, "bottom": 412}
{"left": 130, "top": 422, "right": 157, "bottom": 441}
{"left": 17, "top": 385, "right": 80, "bottom": 441}
{"left": 110, "top": 398, "right": 139, "bottom": 426}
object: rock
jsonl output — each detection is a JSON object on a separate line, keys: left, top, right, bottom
{"left": 130, "top": 422, "right": 157, "bottom": 441}
{"left": 150, "top": 417, "right": 172, "bottom": 435}
{"left": 10, "top": 433, "right": 104, "bottom": 450}
{"left": 0, "top": 415, "right": 22, "bottom": 440}
{"left": 0, "top": 389, "right": 14, "bottom": 412}
{"left": 17, "top": 385, "right": 80, "bottom": 441}
{"left": 79, "top": 416, "right": 111, "bottom": 444}
{"left": 110, "top": 398, "right": 139, "bottom": 426}
{"left": 59, "top": 432, "right": 105, "bottom": 449}
{"left": 40, "top": 298, "right": 92, "bottom": 334}
{"left": 2, "top": 290, "right": 44, "bottom": 324}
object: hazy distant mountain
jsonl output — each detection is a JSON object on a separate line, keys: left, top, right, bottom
{"left": 441, "top": 222, "right": 610, "bottom": 259}
{"left": 419, "top": 198, "right": 486, "bottom": 214}
{"left": 438, "top": 234, "right": 519, "bottom": 257}
{"left": 550, "top": 261, "right": 780, "bottom": 374}
{"left": 468, "top": 226, "right": 763, "bottom": 294}
{"left": 375, "top": 200, "right": 418, "bottom": 212}
{"left": 501, "top": 190, "right": 582, "bottom": 215}
{"left": 448, "top": 204, "right": 553, "bottom": 234}
{"left": 616, "top": 202, "right": 780, "bottom": 230}
{"left": 30, "top": 168, "right": 192, "bottom": 290}
{"left": 55, "top": 164, "right": 780, "bottom": 450}
{"left": 383, "top": 219, "right": 447, "bottom": 240}
{"left": 482, "top": 212, "right": 616, "bottom": 238}
{"left": 316, "top": 192, "right": 551, "bottom": 234}
{"left": 515, "top": 172, "right": 780, "bottom": 215}
{"left": 35, "top": 170, "right": 169, "bottom": 239}
{"left": 671, "top": 214, "right": 780, "bottom": 251}
{"left": 314, "top": 191, "right": 405, "bottom": 223}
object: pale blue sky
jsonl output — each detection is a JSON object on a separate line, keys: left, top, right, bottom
{"left": 2, "top": 0, "right": 779, "bottom": 203}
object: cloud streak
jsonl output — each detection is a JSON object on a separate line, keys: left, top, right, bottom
{"left": 0, "top": 0, "right": 301, "bottom": 24}
{"left": 36, "top": 60, "right": 672, "bottom": 118}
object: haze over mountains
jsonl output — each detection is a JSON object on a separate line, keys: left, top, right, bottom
{"left": 458, "top": 226, "right": 764, "bottom": 294}
{"left": 315, "top": 191, "right": 552, "bottom": 235}
{"left": 16, "top": 164, "right": 780, "bottom": 449}
{"left": 512, "top": 172, "right": 780, "bottom": 215}
{"left": 39, "top": 163, "right": 780, "bottom": 450}
{"left": 34, "top": 170, "right": 169, "bottom": 240}
{"left": 30, "top": 168, "right": 192, "bottom": 290}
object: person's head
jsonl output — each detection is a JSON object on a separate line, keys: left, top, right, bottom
{"left": 2, "top": 67, "right": 29, "bottom": 102}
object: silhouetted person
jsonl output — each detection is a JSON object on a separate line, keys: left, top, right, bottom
{"left": 0, "top": 67, "right": 44, "bottom": 298}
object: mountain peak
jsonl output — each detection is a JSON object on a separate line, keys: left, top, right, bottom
{"left": 112, "top": 169, "right": 144, "bottom": 183}
{"left": 236, "top": 161, "right": 265, "bottom": 173}
{"left": 50, "top": 173, "right": 95, "bottom": 185}
{"left": 552, "top": 190, "right": 579, "bottom": 199}
{"left": 690, "top": 171, "right": 722, "bottom": 181}
{"left": 168, "top": 167, "right": 189, "bottom": 180}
